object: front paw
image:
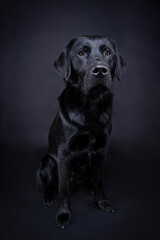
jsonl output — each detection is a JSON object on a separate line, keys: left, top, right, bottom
{"left": 43, "top": 193, "right": 56, "bottom": 207}
{"left": 56, "top": 208, "right": 71, "bottom": 229}
{"left": 95, "top": 199, "right": 115, "bottom": 213}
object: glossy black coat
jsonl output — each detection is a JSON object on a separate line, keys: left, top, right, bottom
{"left": 36, "top": 36, "right": 126, "bottom": 229}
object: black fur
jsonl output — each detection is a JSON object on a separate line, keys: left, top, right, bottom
{"left": 36, "top": 35, "right": 126, "bottom": 229}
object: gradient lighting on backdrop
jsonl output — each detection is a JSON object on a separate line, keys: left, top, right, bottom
{"left": 1, "top": 0, "right": 160, "bottom": 239}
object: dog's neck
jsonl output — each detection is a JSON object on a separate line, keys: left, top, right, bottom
{"left": 58, "top": 85, "right": 113, "bottom": 133}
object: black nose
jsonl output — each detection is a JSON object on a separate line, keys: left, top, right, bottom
{"left": 92, "top": 65, "right": 108, "bottom": 75}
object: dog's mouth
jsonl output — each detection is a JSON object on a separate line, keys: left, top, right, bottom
{"left": 87, "top": 84, "right": 109, "bottom": 98}
{"left": 82, "top": 82, "right": 109, "bottom": 95}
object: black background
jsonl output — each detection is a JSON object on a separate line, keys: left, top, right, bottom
{"left": 1, "top": 0, "right": 160, "bottom": 239}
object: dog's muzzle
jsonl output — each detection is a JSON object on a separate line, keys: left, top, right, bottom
{"left": 82, "top": 63, "right": 111, "bottom": 94}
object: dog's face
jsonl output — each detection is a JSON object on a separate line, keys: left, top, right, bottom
{"left": 54, "top": 36, "right": 126, "bottom": 94}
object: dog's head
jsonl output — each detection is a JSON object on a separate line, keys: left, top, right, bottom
{"left": 54, "top": 36, "right": 126, "bottom": 94}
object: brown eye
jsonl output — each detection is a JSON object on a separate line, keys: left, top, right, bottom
{"left": 78, "top": 50, "right": 85, "bottom": 57}
{"left": 104, "top": 50, "right": 111, "bottom": 56}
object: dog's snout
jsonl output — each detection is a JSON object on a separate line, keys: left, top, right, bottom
{"left": 92, "top": 65, "right": 108, "bottom": 75}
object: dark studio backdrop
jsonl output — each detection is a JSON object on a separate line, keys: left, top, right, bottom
{"left": 1, "top": 0, "right": 160, "bottom": 239}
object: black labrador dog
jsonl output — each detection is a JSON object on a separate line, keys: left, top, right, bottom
{"left": 36, "top": 35, "right": 126, "bottom": 229}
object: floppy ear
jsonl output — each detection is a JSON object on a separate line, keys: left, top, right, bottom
{"left": 109, "top": 38, "right": 126, "bottom": 81}
{"left": 54, "top": 38, "right": 76, "bottom": 81}
{"left": 115, "top": 52, "right": 126, "bottom": 81}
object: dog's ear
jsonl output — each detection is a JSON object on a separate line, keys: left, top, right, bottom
{"left": 54, "top": 38, "right": 76, "bottom": 81}
{"left": 115, "top": 52, "right": 126, "bottom": 81}
{"left": 109, "top": 38, "right": 126, "bottom": 81}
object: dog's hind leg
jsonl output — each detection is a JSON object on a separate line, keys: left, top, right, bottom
{"left": 36, "top": 154, "right": 58, "bottom": 206}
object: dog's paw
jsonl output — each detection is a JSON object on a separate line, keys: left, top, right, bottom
{"left": 95, "top": 199, "right": 115, "bottom": 213}
{"left": 43, "top": 194, "right": 56, "bottom": 207}
{"left": 56, "top": 208, "right": 71, "bottom": 229}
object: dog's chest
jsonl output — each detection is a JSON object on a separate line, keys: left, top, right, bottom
{"left": 68, "top": 131, "right": 107, "bottom": 154}
{"left": 68, "top": 109, "right": 110, "bottom": 128}
{"left": 68, "top": 131, "right": 107, "bottom": 188}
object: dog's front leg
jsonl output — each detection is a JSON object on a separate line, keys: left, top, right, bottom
{"left": 56, "top": 158, "right": 71, "bottom": 229}
{"left": 90, "top": 150, "right": 115, "bottom": 213}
